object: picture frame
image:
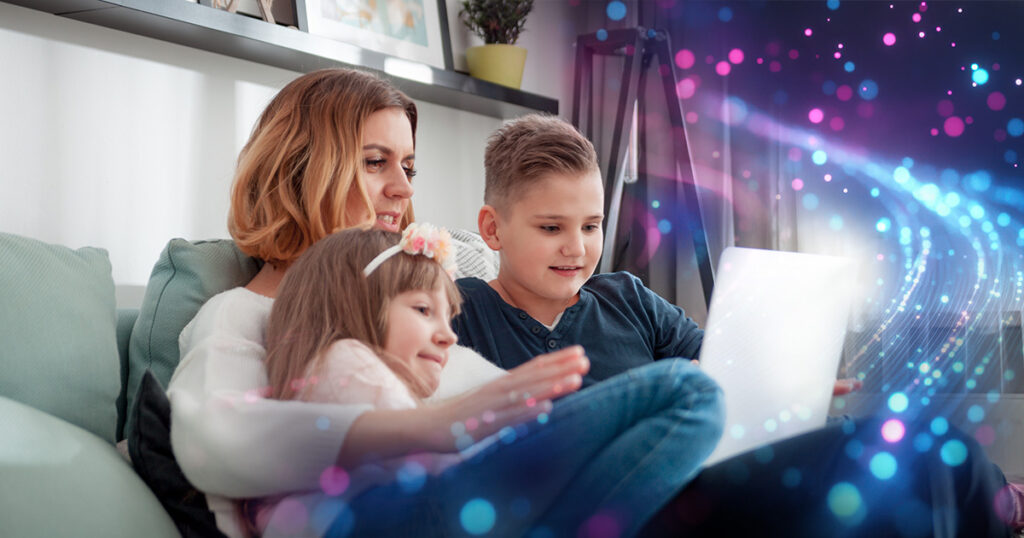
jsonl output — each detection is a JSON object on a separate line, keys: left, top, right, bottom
{"left": 299, "top": 0, "right": 454, "bottom": 70}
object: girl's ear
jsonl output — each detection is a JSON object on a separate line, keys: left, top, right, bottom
{"left": 478, "top": 205, "right": 501, "bottom": 251}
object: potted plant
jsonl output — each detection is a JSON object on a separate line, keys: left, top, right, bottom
{"left": 459, "top": 0, "right": 534, "bottom": 89}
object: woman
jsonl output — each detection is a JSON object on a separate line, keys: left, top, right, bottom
{"left": 167, "top": 68, "right": 724, "bottom": 537}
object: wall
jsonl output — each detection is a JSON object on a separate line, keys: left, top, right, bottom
{"left": 0, "top": 2, "right": 577, "bottom": 307}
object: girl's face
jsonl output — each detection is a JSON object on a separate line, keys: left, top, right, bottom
{"left": 383, "top": 285, "right": 458, "bottom": 397}
{"left": 351, "top": 107, "right": 416, "bottom": 233}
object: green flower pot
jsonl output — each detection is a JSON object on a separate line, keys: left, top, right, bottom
{"left": 466, "top": 44, "right": 527, "bottom": 89}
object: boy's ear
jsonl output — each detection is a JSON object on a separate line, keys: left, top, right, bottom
{"left": 478, "top": 205, "right": 501, "bottom": 251}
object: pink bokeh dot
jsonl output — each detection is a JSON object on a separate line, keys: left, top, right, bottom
{"left": 943, "top": 116, "right": 965, "bottom": 137}
{"left": 675, "top": 48, "right": 695, "bottom": 69}
{"left": 995, "top": 129, "right": 1007, "bottom": 142}
{"left": 824, "top": 174, "right": 833, "bottom": 182}
{"left": 788, "top": 147, "right": 802, "bottom": 162}
{"left": 993, "top": 63, "right": 1000, "bottom": 71}
{"left": 676, "top": 78, "right": 697, "bottom": 99}
{"left": 951, "top": 42, "right": 956, "bottom": 47}
{"left": 728, "top": 48, "right": 745, "bottom": 64}
{"left": 965, "top": 116, "right": 973, "bottom": 125}
{"left": 271, "top": 499, "right": 310, "bottom": 534}
{"left": 834, "top": 52, "right": 842, "bottom": 59}
{"left": 881, "top": 419, "right": 906, "bottom": 443}
{"left": 930, "top": 128, "right": 939, "bottom": 136}
{"left": 975, "top": 425, "right": 995, "bottom": 446}
{"left": 987, "top": 92, "right": 1006, "bottom": 111}
{"left": 838, "top": 43, "right": 844, "bottom": 49}
{"left": 715, "top": 61, "right": 732, "bottom": 76}
{"left": 685, "top": 111, "right": 699, "bottom": 124}
{"left": 836, "top": 85, "right": 854, "bottom": 101}
{"left": 804, "top": 28, "right": 813, "bottom": 37}
{"left": 791, "top": 178, "right": 805, "bottom": 191}
{"left": 883, "top": 32, "right": 896, "bottom": 46}
{"left": 919, "top": 31, "right": 925, "bottom": 38}
{"left": 789, "top": 49, "right": 800, "bottom": 60}
{"left": 808, "top": 108, "right": 825, "bottom": 124}
{"left": 769, "top": 61, "right": 782, "bottom": 72}
{"left": 830, "top": 117, "right": 845, "bottom": 131}
{"left": 757, "top": 57, "right": 764, "bottom": 64}
{"left": 936, "top": 26, "right": 942, "bottom": 32}
{"left": 320, "top": 466, "right": 351, "bottom": 496}
{"left": 912, "top": 12, "right": 921, "bottom": 22}
{"left": 920, "top": 1, "right": 927, "bottom": 11}
{"left": 937, "top": 99, "right": 954, "bottom": 117}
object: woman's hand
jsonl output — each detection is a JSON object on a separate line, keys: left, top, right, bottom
{"left": 421, "top": 346, "right": 590, "bottom": 452}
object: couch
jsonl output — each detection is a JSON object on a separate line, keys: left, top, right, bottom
{"left": 0, "top": 229, "right": 499, "bottom": 537}
{"left": 0, "top": 232, "right": 263, "bottom": 537}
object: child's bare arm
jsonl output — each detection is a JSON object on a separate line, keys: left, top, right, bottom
{"left": 338, "top": 346, "right": 589, "bottom": 465}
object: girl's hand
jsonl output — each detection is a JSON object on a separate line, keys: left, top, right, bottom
{"left": 422, "top": 346, "right": 590, "bottom": 452}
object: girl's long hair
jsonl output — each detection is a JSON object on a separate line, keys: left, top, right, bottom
{"left": 264, "top": 227, "right": 461, "bottom": 401}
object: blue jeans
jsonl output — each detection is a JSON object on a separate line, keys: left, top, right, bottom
{"left": 327, "top": 359, "right": 723, "bottom": 538}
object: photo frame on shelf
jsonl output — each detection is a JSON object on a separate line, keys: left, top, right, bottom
{"left": 299, "top": 0, "right": 453, "bottom": 70}
{"left": 199, "top": 0, "right": 299, "bottom": 27}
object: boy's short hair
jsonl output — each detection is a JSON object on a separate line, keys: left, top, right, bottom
{"left": 484, "top": 114, "right": 600, "bottom": 210}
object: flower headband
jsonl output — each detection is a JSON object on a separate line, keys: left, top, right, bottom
{"left": 363, "top": 222, "right": 458, "bottom": 278}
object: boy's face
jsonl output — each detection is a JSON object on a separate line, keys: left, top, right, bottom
{"left": 488, "top": 170, "right": 605, "bottom": 309}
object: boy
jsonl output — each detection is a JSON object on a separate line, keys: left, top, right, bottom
{"left": 452, "top": 113, "right": 703, "bottom": 386}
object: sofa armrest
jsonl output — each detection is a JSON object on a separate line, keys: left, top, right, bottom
{"left": 0, "top": 396, "right": 179, "bottom": 537}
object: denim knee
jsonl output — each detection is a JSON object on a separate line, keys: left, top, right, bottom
{"left": 629, "top": 359, "right": 724, "bottom": 428}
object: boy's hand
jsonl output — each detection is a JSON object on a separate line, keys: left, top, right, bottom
{"left": 424, "top": 346, "right": 590, "bottom": 452}
{"left": 832, "top": 378, "right": 862, "bottom": 396}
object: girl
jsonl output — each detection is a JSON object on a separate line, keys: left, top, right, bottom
{"left": 253, "top": 224, "right": 725, "bottom": 537}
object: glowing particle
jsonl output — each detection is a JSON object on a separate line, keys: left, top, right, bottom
{"left": 827, "top": 0, "right": 840, "bottom": 9}
{"left": 808, "top": 108, "right": 824, "bottom": 123}
{"left": 764, "top": 418, "right": 778, "bottom": 432}
{"left": 782, "top": 468, "right": 802, "bottom": 488}
{"left": 881, "top": 419, "right": 906, "bottom": 442}
{"left": 930, "top": 416, "right": 949, "bottom": 436}
{"left": 651, "top": 200, "right": 660, "bottom": 209}
{"left": 972, "top": 68, "right": 989, "bottom": 85}
{"left": 319, "top": 466, "right": 350, "bottom": 496}
{"left": 834, "top": 52, "right": 842, "bottom": 59}
{"left": 827, "top": 482, "right": 863, "bottom": 519}
{"left": 912, "top": 12, "right": 921, "bottom": 22}
{"left": 871, "top": 188, "right": 880, "bottom": 197}
{"left": 876, "top": 218, "right": 892, "bottom": 233}
{"left": 883, "top": 32, "right": 896, "bottom": 46}
{"left": 675, "top": 78, "right": 696, "bottom": 99}
{"left": 1008, "top": 118, "right": 1024, "bottom": 137}
{"left": 730, "top": 424, "right": 746, "bottom": 439}
{"left": 998, "top": 212, "right": 1011, "bottom": 226}
{"left": 836, "top": 85, "right": 854, "bottom": 101}
{"left": 940, "top": 439, "right": 968, "bottom": 466}
{"left": 913, "top": 432, "right": 933, "bottom": 452}
{"left": 675, "top": 49, "right": 695, "bottom": 69}
{"left": 769, "top": 60, "right": 782, "bottom": 72}
{"left": 606, "top": 1, "right": 627, "bottom": 21}
{"left": 460, "top": 499, "right": 496, "bottom": 535}
{"left": 1017, "top": 79, "right": 1022, "bottom": 86}
{"left": 716, "top": 61, "right": 732, "bottom": 76}
{"left": 718, "top": 6, "right": 733, "bottom": 22}
{"left": 812, "top": 150, "right": 828, "bottom": 165}
{"left": 824, "top": 173, "right": 833, "bottom": 182}
{"left": 792, "top": 178, "right": 805, "bottom": 191}
{"left": 804, "top": 28, "right": 813, "bottom": 37}
{"left": 789, "top": 49, "right": 799, "bottom": 60}
{"left": 918, "top": 31, "right": 925, "bottom": 38}
{"left": 396, "top": 461, "right": 427, "bottom": 493}
{"left": 943, "top": 116, "right": 965, "bottom": 137}
{"left": 802, "top": 193, "right": 820, "bottom": 210}
{"left": 728, "top": 48, "right": 745, "bottom": 64}
{"left": 858, "top": 79, "right": 879, "bottom": 100}
{"left": 984, "top": 91, "right": 1006, "bottom": 111}
{"left": 967, "top": 405, "right": 985, "bottom": 423}
{"left": 596, "top": 29, "right": 608, "bottom": 41}
{"left": 844, "top": 61, "right": 855, "bottom": 72}
{"left": 888, "top": 391, "right": 908, "bottom": 412}
{"left": 870, "top": 452, "right": 898, "bottom": 480}
{"left": 830, "top": 117, "right": 845, "bottom": 131}
{"left": 657, "top": 219, "right": 672, "bottom": 234}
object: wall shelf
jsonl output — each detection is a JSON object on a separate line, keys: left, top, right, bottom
{"left": 5, "top": 0, "right": 558, "bottom": 119}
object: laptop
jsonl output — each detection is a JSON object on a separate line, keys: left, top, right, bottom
{"left": 699, "top": 247, "right": 855, "bottom": 466}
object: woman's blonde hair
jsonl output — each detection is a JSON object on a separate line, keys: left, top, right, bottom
{"left": 265, "top": 228, "right": 461, "bottom": 401}
{"left": 229, "top": 68, "right": 417, "bottom": 268}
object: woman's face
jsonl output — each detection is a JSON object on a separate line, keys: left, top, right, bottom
{"left": 354, "top": 107, "right": 416, "bottom": 233}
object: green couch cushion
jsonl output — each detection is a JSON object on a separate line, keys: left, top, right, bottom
{"left": 0, "top": 396, "right": 179, "bottom": 538}
{"left": 0, "top": 233, "right": 119, "bottom": 443}
{"left": 125, "top": 239, "right": 260, "bottom": 439}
